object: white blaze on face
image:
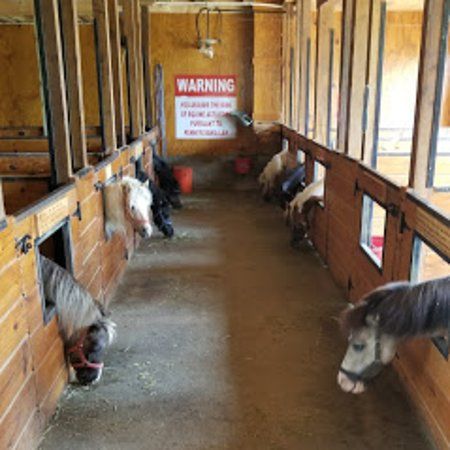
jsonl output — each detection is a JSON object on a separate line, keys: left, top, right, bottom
{"left": 125, "top": 180, "right": 153, "bottom": 238}
{"left": 337, "top": 325, "right": 398, "bottom": 394}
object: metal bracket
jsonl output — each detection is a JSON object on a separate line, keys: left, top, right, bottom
{"left": 353, "top": 180, "right": 360, "bottom": 196}
{"left": 399, "top": 212, "right": 409, "bottom": 234}
{"left": 386, "top": 203, "right": 399, "bottom": 217}
{"left": 15, "top": 234, "right": 32, "bottom": 255}
{"left": 73, "top": 201, "right": 82, "bottom": 221}
{"left": 94, "top": 181, "right": 104, "bottom": 191}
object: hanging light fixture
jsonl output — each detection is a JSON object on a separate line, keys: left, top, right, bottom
{"left": 196, "top": 7, "right": 222, "bottom": 59}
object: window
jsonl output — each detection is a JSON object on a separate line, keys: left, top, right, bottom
{"left": 410, "top": 234, "right": 450, "bottom": 358}
{"left": 314, "top": 160, "right": 326, "bottom": 181}
{"left": 371, "top": 3, "right": 425, "bottom": 185}
{"left": 36, "top": 220, "right": 73, "bottom": 324}
{"left": 360, "top": 194, "right": 386, "bottom": 268}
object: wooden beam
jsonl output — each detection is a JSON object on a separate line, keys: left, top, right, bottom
{"left": 122, "top": 0, "right": 142, "bottom": 139}
{"left": 108, "top": 0, "right": 126, "bottom": 147}
{"left": 314, "top": 0, "right": 334, "bottom": 146}
{"left": 344, "top": 0, "right": 371, "bottom": 158}
{"left": 0, "top": 181, "right": 5, "bottom": 225}
{"left": 134, "top": 0, "right": 146, "bottom": 132}
{"left": 34, "top": 0, "right": 72, "bottom": 185}
{"left": 141, "top": 6, "right": 153, "bottom": 130}
{"left": 409, "top": 0, "right": 448, "bottom": 196}
{"left": 336, "top": 0, "right": 354, "bottom": 151}
{"left": 59, "top": 0, "right": 88, "bottom": 171}
{"left": 298, "top": 0, "right": 312, "bottom": 135}
{"left": 92, "top": 0, "right": 117, "bottom": 154}
{"left": 362, "top": 0, "right": 383, "bottom": 166}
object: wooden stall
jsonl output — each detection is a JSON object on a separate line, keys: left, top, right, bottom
{"left": 0, "top": 0, "right": 159, "bottom": 447}
{"left": 281, "top": 0, "right": 450, "bottom": 448}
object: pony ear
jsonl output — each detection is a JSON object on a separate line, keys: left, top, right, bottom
{"left": 366, "top": 313, "right": 380, "bottom": 328}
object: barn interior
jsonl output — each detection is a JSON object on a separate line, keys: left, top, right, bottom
{"left": 0, "top": 0, "right": 448, "bottom": 449}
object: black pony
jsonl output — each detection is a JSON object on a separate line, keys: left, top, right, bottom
{"left": 152, "top": 151, "right": 182, "bottom": 209}
{"left": 137, "top": 170, "right": 174, "bottom": 238}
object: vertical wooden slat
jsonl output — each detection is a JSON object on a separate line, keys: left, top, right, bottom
{"left": 336, "top": 0, "right": 354, "bottom": 151}
{"left": 108, "top": 0, "right": 126, "bottom": 146}
{"left": 314, "top": 1, "right": 334, "bottom": 145}
{"left": 134, "top": 0, "right": 146, "bottom": 132}
{"left": 344, "top": 0, "right": 371, "bottom": 158}
{"left": 34, "top": 0, "right": 72, "bottom": 185}
{"left": 92, "top": 0, "right": 117, "bottom": 155}
{"left": 122, "top": 0, "right": 142, "bottom": 139}
{"left": 409, "top": 0, "right": 448, "bottom": 196}
{"left": 298, "top": 0, "right": 312, "bottom": 135}
{"left": 0, "top": 181, "right": 5, "bottom": 225}
{"left": 141, "top": 5, "right": 153, "bottom": 130}
{"left": 59, "top": 0, "right": 88, "bottom": 170}
{"left": 362, "top": 0, "right": 384, "bottom": 166}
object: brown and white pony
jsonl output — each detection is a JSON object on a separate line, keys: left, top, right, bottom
{"left": 285, "top": 178, "right": 324, "bottom": 247}
{"left": 338, "top": 276, "right": 450, "bottom": 394}
{"left": 104, "top": 176, "right": 153, "bottom": 239}
{"left": 41, "top": 256, "right": 116, "bottom": 385}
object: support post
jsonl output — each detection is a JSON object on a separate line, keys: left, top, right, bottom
{"left": 34, "top": 0, "right": 72, "bottom": 185}
{"left": 344, "top": 0, "right": 371, "bottom": 158}
{"left": 409, "top": 0, "right": 448, "bottom": 196}
{"left": 59, "top": 0, "right": 88, "bottom": 170}
{"left": 314, "top": 1, "right": 334, "bottom": 146}
{"left": 141, "top": 6, "right": 153, "bottom": 130}
{"left": 92, "top": 0, "right": 117, "bottom": 154}
{"left": 122, "top": 0, "right": 143, "bottom": 139}
{"left": 298, "top": 0, "right": 312, "bottom": 135}
{"left": 0, "top": 181, "right": 5, "bottom": 227}
{"left": 108, "top": 0, "right": 126, "bottom": 146}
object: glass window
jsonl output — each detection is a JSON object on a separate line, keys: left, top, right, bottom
{"left": 360, "top": 194, "right": 387, "bottom": 268}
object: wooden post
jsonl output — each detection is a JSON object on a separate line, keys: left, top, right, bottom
{"left": 92, "top": 0, "right": 117, "bottom": 154}
{"left": 122, "top": 0, "right": 142, "bottom": 139}
{"left": 336, "top": 0, "right": 354, "bottom": 151}
{"left": 141, "top": 6, "right": 153, "bottom": 130}
{"left": 409, "top": 0, "right": 448, "bottom": 196}
{"left": 0, "top": 181, "right": 5, "bottom": 226}
{"left": 134, "top": 0, "right": 146, "bottom": 132}
{"left": 34, "top": 0, "right": 72, "bottom": 185}
{"left": 362, "top": 0, "right": 383, "bottom": 166}
{"left": 59, "top": 0, "right": 88, "bottom": 170}
{"left": 314, "top": 1, "right": 334, "bottom": 146}
{"left": 298, "top": 0, "right": 312, "bottom": 135}
{"left": 108, "top": 0, "right": 126, "bottom": 146}
{"left": 342, "top": 0, "right": 371, "bottom": 158}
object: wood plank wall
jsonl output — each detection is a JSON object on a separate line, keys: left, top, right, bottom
{"left": 0, "top": 129, "right": 156, "bottom": 450}
{"left": 283, "top": 125, "right": 450, "bottom": 450}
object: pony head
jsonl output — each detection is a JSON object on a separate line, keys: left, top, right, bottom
{"left": 67, "top": 317, "right": 116, "bottom": 385}
{"left": 122, "top": 177, "right": 153, "bottom": 238}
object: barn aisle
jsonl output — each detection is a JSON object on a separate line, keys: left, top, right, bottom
{"left": 40, "top": 191, "right": 432, "bottom": 450}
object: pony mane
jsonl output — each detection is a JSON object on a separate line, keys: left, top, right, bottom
{"left": 104, "top": 180, "right": 126, "bottom": 237}
{"left": 40, "top": 256, "right": 109, "bottom": 341}
{"left": 341, "top": 277, "right": 450, "bottom": 338}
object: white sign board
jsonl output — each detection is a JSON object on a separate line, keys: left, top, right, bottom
{"left": 175, "top": 75, "right": 237, "bottom": 140}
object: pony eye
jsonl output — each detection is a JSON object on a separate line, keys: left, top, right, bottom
{"left": 352, "top": 343, "right": 365, "bottom": 352}
{"left": 131, "top": 205, "right": 135, "bottom": 211}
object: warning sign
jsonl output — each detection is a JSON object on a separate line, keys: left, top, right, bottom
{"left": 175, "top": 75, "right": 237, "bottom": 140}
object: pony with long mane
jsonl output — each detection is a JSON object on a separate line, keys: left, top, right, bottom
{"left": 284, "top": 178, "right": 324, "bottom": 246}
{"left": 258, "top": 148, "right": 289, "bottom": 201}
{"left": 338, "top": 276, "right": 450, "bottom": 394}
{"left": 41, "top": 256, "right": 116, "bottom": 385}
{"left": 104, "top": 176, "right": 153, "bottom": 239}
{"left": 153, "top": 152, "right": 182, "bottom": 209}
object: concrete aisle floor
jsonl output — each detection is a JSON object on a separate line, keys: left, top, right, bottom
{"left": 41, "top": 191, "right": 433, "bottom": 450}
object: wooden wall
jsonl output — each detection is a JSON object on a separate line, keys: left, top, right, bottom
{"left": 283, "top": 126, "right": 450, "bottom": 450}
{"left": 0, "top": 24, "right": 102, "bottom": 130}
{"left": 0, "top": 131, "right": 155, "bottom": 449}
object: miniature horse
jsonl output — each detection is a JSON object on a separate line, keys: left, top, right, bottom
{"left": 153, "top": 152, "right": 182, "bottom": 209}
{"left": 338, "top": 276, "right": 450, "bottom": 394}
{"left": 104, "top": 176, "right": 153, "bottom": 239}
{"left": 41, "top": 256, "right": 116, "bottom": 385}
{"left": 136, "top": 170, "right": 174, "bottom": 238}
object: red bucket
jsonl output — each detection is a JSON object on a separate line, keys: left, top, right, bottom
{"left": 234, "top": 156, "right": 252, "bottom": 175}
{"left": 173, "top": 165, "right": 193, "bottom": 194}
